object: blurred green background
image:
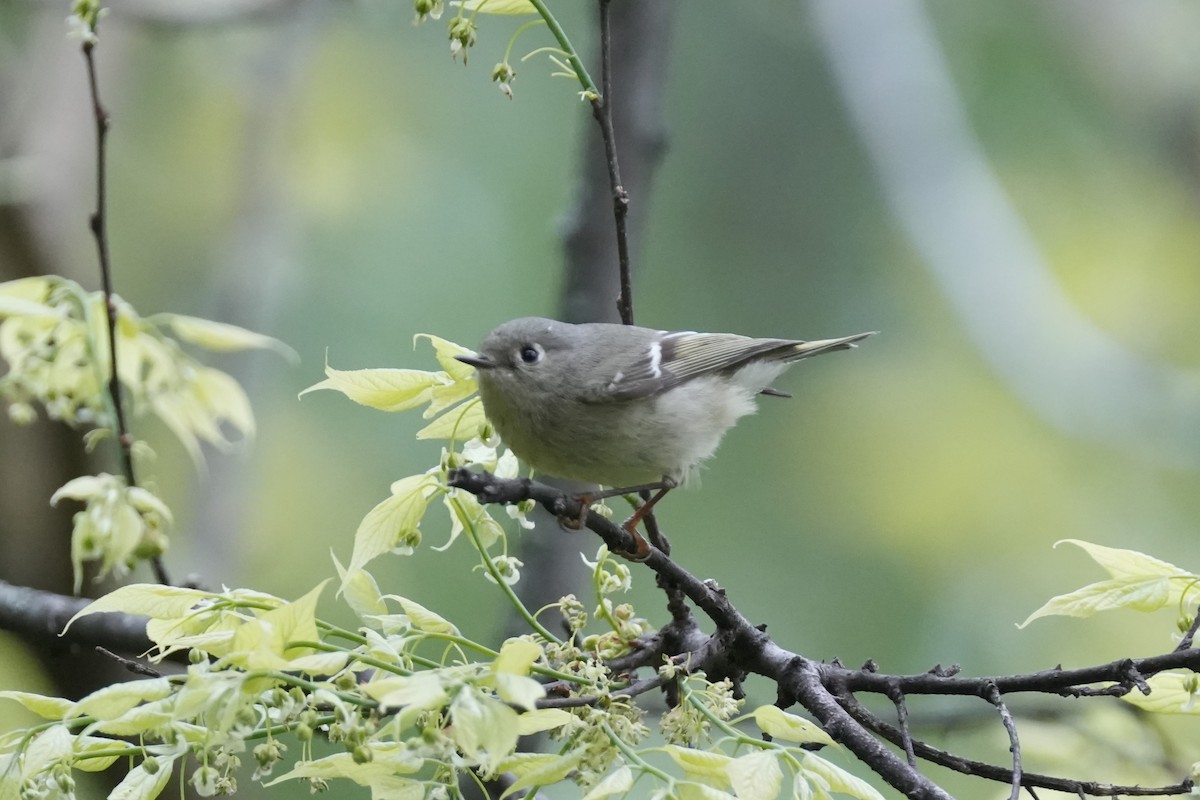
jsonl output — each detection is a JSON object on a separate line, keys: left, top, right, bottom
{"left": 3, "top": 0, "right": 1200, "bottom": 797}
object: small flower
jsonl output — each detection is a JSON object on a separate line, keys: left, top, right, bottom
{"left": 491, "top": 61, "right": 515, "bottom": 99}
{"left": 413, "top": 0, "right": 444, "bottom": 23}
{"left": 506, "top": 498, "right": 535, "bottom": 529}
{"left": 481, "top": 555, "right": 523, "bottom": 585}
{"left": 448, "top": 16, "right": 477, "bottom": 63}
{"left": 191, "top": 765, "right": 219, "bottom": 797}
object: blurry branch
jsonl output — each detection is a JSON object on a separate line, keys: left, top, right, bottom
{"left": 0, "top": 580, "right": 153, "bottom": 657}
{"left": 450, "top": 469, "right": 1198, "bottom": 799}
{"left": 80, "top": 25, "right": 171, "bottom": 586}
{"left": 809, "top": 0, "right": 1200, "bottom": 467}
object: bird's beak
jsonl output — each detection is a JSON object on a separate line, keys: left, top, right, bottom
{"left": 455, "top": 353, "right": 496, "bottom": 370}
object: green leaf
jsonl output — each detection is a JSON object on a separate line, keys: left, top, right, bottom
{"left": 515, "top": 707, "right": 574, "bottom": 735}
{"left": 109, "top": 757, "right": 176, "bottom": 800}
{"left": 800, "top": 753, "right": 886, "bottom": 800}
{"left": 333, "top": 554, "right": 388, "bottom": 618}
{"left": 267, "top": 752, "right": 423, "bottom": 799}
{"left": 414, "top": 333, "right": 478, "bottom": 382}
{"left": 494, "top": 673, "right": 545, "bottom": 711}
{"left": 1121, "top": 672, "right": 1200, "bottom": 714}
{"left": 416, "top": 398, "right": 487, "bottom": 440}
{"left": 497, "top": 750, "right": 584, "bottom": 797}
{"left": 0, "top": 690, "right": 73, "bottom": 720}
{"left": 494, "top": 637, "right": 541, "bottom": 675}
{"left": 70, "top": 678, "right": 172, "bottom": 721}
{"left": 155, "top": 313, "right": 297, "bottom": 359}
{"left": 661, "top": 745, "right": 732, "bottom": 785}
{"left": 63, "top": 584, "right": 216, "bottom": 634}
{"left": 583, "top": 766, "right": 633, "bottom": 800}
{"left": 349, "top": 475, "right": 436, "bottom": 573}
{"left": 363, "top": 673, "right": 449, "bottom": 712}
{"left": 727, "top": 750, "right": 783, "bottom": 800}
{"left": 449, "top": 687, "right": 520, "bottom": 773}
{"left": 226, "top": 581, "right": 329, "bottom": 671}
{"left": 1058, "top": 539, "right": 1191, "bottom": 582}
{"left": 1019, "top": 578, "right": 1179, "bottom": 627}
{"left": 395, "top": 596, "right": 459, "bottom": 635}
{"left": 300, "top": 365, "right": 442, "bottom": 412}
{"left": 753, "top": 705, "right": 836, "bottom": 748}
{"left": 1018, "top": 540, "right": 1198, "bottom": 628}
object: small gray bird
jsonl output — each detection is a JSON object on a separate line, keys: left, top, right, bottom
{"left": 456, "top": 317, "right": 873, "bottom": 554}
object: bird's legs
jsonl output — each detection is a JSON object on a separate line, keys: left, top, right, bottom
{"left": 566, "top": 478, "right": 675, "bottom": 561}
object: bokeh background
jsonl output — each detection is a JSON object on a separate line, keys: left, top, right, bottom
{"left": 3, "top": 0, "right": 1200, "bottom": 797}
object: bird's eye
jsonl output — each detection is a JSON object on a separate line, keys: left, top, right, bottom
{"left": 519, "top": 344, "right": 542, "bottom": 364}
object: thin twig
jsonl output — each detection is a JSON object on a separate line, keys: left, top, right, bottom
{"left": 81, "top": 35, "right": 170, "bottom": 586}
{"left": 984, "top": 682, "right": 1022, "bottom": 800}
{"left": 96, "top": 646, "right": 163, "bottom": 677}
{"left": 591, "top": 0, "right": 632, "bottom": 326}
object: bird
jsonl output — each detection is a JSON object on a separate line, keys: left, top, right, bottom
{"left": 456, "top": 317, "right": 874, "bottom": 557}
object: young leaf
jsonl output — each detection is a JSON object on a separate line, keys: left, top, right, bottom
{"left": 349, "top": 475, "right": 436, "bottom": 573}
{"left": 515, "top": 707, "right": 574, "bottom": 735}
{"left": 301, "top": 365, "right": 443, "bottom": 412}
{"left": 61, "top": 583, "right": 216, "bottom": 634}
{"left": 109, "top": 757, "right": 176, "bottom": 800}
{"left": 801, "top": 752, "right": 886, "bottom": 800}
{"left": 0, "top": 691, "right": 73, "bottom": 720}
{"left": 457, "top": 0, "right": 538, "bottom": 13}
{"left": 727, "top": 750, "right": 783, "bottom": 800}
{"left": 155, "top": 313, "right": 297, "bottom": 359}
{"left": 661, "top": 745, "right": 733, "bottom": 785}
{"left": 583, "top": 766, "right": 634, "bottom": 800}
{"left": 1121, "top": 672, "right": 1200, "bottom": 714}
{"left": 753, "top": 705, "right": 836, "bottom": 748}
{"left": 416, "top": 397, "right": 487, "bottom": 440}
{"left": 69, "top": 677, "right": 173, "bottom": 721}
{"left": 414, "top": 333, "right": 478, "bottom": 382}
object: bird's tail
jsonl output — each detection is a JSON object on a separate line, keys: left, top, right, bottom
{"left": 783, "top": 331, "right": 876, "bottom": 361}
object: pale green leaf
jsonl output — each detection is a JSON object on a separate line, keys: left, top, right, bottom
{"left": 678, "top": 784, "right": 737, "bottom": 800}
{"left": 363, "top": 673, "right": 449, "bottom": 712}
{"left": 70, "top": 678, "right": 172, "bottom": 721}
{"left": 109, "top": 757, "right": 175, "bottom": 800}
{"left": 416, "top": 398, "right": 487, "bottom": 440}
{"left": 494, "top": 637, "right": 542, "bottom": 675}
{"left": 1019, "top": 577, "right": 1178, "bottom": 628}
{"left": 0, "top": 276, "right": 51, "bottom": 303}
{"left": 583, "top": 766, "right": 633, "bottom": 800}
{"left": 226, "top": 581, "right": 328, "bottom": 670}
{"left": 350, "top": 475, "right": 435, "bottom": 573}
{"left": 155, "top": 313, "right": 296, "bottom": 359}
{"left": 1057, "top": 539, "right": 1192, "bottom": 582}
{"left": 90, "top": 703, "right": 174, "bottom": 737}
{"left": 22, "top": 724, "right": 74, "bottom": 777}
{"left": 333, "top": 554, "right": 388, "bottom": 618}
{"left": 300, "top": 365, "right": 442, "bottom": 412}
{"left": 661, "top": 745, "right": 733, "bottom": 783}
{"left": 414, "top": 333, "right": 478, "bottom": 382}
{"left": 62, "top": 584, "right": 216, "bottom": 634}
{"left": 494, "top": 673, "right": 545, "bottom": 711}
{"left": 457, "top": 0, "right": 538, "bottom": 13}
{"left": 754, "top": 705, "right": 836, "bottom": 748}
{"left": 728, "top": 750, "right": 783, "bottom": 800}
{"left": 267, "top": 752, "right": 422, "bottom": 798}
{"left": 1121, "top": 672, "right": 1200, "bottom": 714}
{"left": 395, "top": 596, "right": 459, "bottom": 635}
{"left": 499, "top": 750, "right": 584, "bottom": 798}
{"left": 72, "top": 735, "right": 125, "bottom": 772}
{"left": 515, "top": 707, "right": 574, "bottom": 736}
{"left": 0, "top": 690, "right": 73, "bottom": 720}
{"left": 449, "top": 687, "right": 520, "bottom": 773}
{"left": 801, "top": 753, "right": 885, "bottom": 800}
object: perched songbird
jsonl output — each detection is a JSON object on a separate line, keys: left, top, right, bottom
{"left": 456, "top": 317, "right": 874, "bottom": 555}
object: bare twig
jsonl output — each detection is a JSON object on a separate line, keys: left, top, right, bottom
{"left": 80, "top": 34, "right": 169, "bottom": 586}
{"left": 589, "top": 0, "right": 632, "bottom": 326}
{"left": 983, "top": 682, "right": 1022, "bottom": 800}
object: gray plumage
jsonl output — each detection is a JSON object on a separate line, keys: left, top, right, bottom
{"left": 457, "top": 317, "right": 874, "bottom": 488}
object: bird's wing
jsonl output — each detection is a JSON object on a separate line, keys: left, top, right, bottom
{"left": 589, "top": 332, "right": 801, "bottom": 402}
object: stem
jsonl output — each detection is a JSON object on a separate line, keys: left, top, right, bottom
{"left": 525, "top": 0, "right": 597, "bottom": 96}
{"left": 80, "top": 36, "right": 170, "bottom": 586}
{"left": 448, "top": 495, "right": 564, "bottom": 645}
